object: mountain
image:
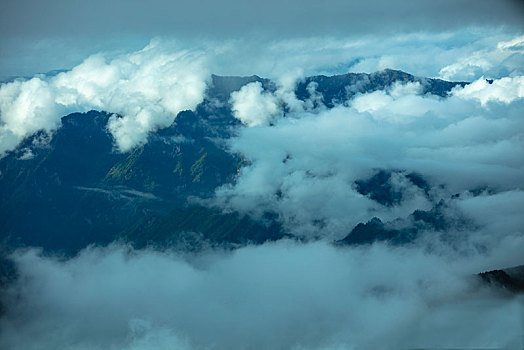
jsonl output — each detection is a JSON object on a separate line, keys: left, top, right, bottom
{"left": 0, "top": 70, "right": 468, "bottom": 254}
{"left": 335, "top": 200, "right": 472, "bottom": 247}
{"left": 121, "top": 205, "right": 286, "bottom": 250}
{"left": 479, "top": 265, "right": 524, "bottom": 293}
{"left": 0, "top": 110, "right": 240, "bottom": 252}
{"left": 295, "top": 68, "right": 468, "bottom": 107}
{"left": 336, "top": 169, "right": 474, "bottom": 246}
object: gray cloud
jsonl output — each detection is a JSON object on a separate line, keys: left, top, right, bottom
{"left": 1, "top": 237, "right": 523, "bottom": 350}
{"left": 1, "top": 0, "right": 522, "bottom": 39}
{"left": 1, "top": 1, "right": 523, "bottom": 79}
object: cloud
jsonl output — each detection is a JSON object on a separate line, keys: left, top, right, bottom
{"left": 214, "top": 76, "right": 524, "bottom": 238}
{"left": 1, "top": 237, "right": 523, "bottom": 350}
{"left": 1, "top": 1, "right": 522, "bottom": 44}
{"left": 2, "top": 30, "right": 523, "bottom": 155}
{"left": 3, "top": 28, "right": 523, "bottom": 86}
{"left": 201, "top": 30, "right": 524, "bottom": 86}
{"left": 0, "top": 40, "right": 208, "bottom": 154}
{"left": 229, "top": 82, "right": 281, "bottom": 126}
{"left": 453, "top": 75, "right": 524, "bottom": 105}
{"left": 456, "top": 190, "right": 524, "bottom": 243}
{"left": 0, "top": 20, "right": 522, "bottom": 350}
{"left": 439, "top": 34, "right": 524, "bottom": 80}
{"left": 229, "top": 71, "right": 311, "bottom": 126}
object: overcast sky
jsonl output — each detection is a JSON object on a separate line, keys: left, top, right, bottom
{"left": 0, "top": 0, "right": 523, "bottom": 78}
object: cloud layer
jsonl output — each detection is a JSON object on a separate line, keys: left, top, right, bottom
{"left": 1, "top": 238, "right": 523, "bottom": 350}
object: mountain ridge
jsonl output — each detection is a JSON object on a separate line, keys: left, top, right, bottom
{"left": 0, "top": 69, "right": 469, "bottom": 254}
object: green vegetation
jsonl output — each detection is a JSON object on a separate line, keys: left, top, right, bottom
{"left": 104, "top": 146, "right": 145, "bottom": 182}
{"left": 190, "top": 152, "right": 207, "bottom": 183}
{"left": 172, "top": 160, "right": 183, "bottom": 176}
{"left": 122, "top": 205, "right": 285, "bottom": 248}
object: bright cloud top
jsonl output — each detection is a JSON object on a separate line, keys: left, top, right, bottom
{"left": 229, "top": 82, "right": 281, "bottom": 126}
{"left": 229, "top": 72, "right": 309, "bottom": 127}
{"left": 454, "top": 75, "right": 524, "bottom": 105}
{"left": 0, "top": 41, "right": 208, "bottom": 154}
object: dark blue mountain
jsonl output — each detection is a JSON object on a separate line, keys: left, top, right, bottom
{"left": 296, "top": 68, "right": 468, "bottom": 107}
{"left": 0, "top": 70, "right": 469, "bottom": 254}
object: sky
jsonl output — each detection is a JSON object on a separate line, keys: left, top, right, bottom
{"left": 0, "top": 0, "right": 523, "bottom": 79}
{"left": 0, "top": 1, "right": 524, "bottom": 349}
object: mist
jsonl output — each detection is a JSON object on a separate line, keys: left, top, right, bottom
{"left": 1, "top": 238, "right": 523, "bottom": 350}
{"left": 214, "top": 75, "right": 524, "bottom": 239}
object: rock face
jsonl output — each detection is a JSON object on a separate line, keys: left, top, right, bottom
{"left": 0, "top": 70, "right": 466, "bottom": 254}
{"left": 479, "top": 266, "right": 524, "bottom": 293}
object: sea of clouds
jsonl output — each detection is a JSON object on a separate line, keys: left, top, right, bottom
{"left": 0, "top": 28, "right": 523, "bottom": 349}
{"left": 1, "top": 238, "right": 523, "bottom": 350}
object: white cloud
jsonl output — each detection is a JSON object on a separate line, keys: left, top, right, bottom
{"left": 199, "top": 30, "right": 523, "bottom": 82}
{"left": 229, "top": 71, "right": 322, "bottom": 127}
{"left": 453, "top": 75, "right": 524, "bottom": 105}
{"left": 0, "top": 40, "right": 208, "bottom": 154}
{"left": 17, "top": 147, "right": 34, "bottom": 160}
{"left": 2, "top": 30, "right": 523, "bottom": 155}
{"left": 0, "top": 77, "right": 62, "bottom": 154}
{"left": 215, "top": 77, "right": 524, "bottom": 238}
{"left": 229, "top": 82, "right": 281, "bottom": 126}
{"left": 439, "top": 35, "right": 524, "bottom": 81}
